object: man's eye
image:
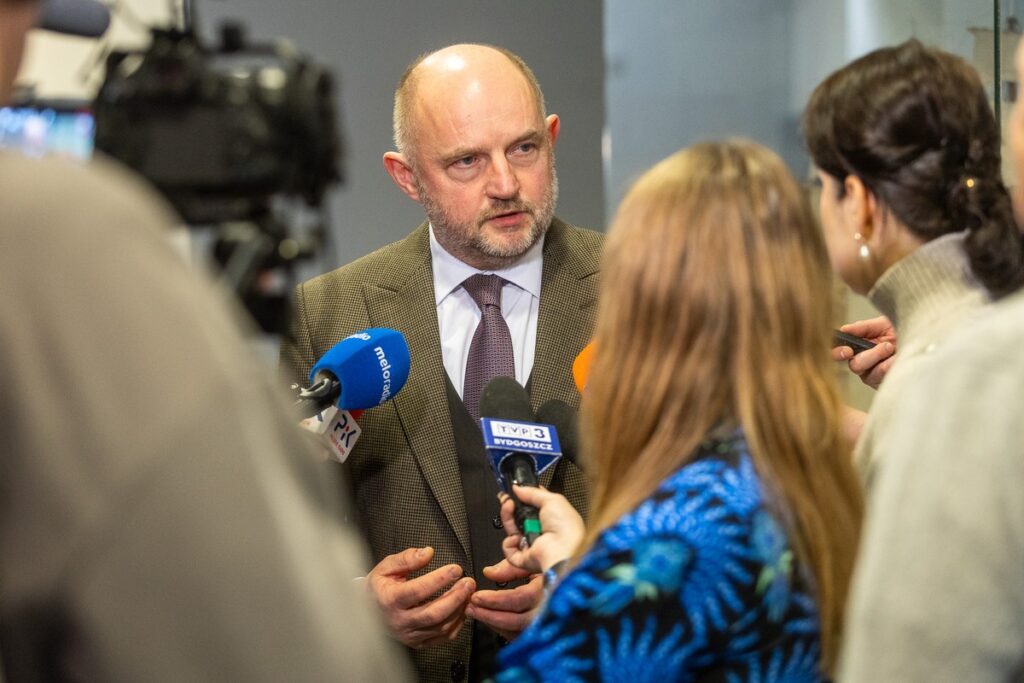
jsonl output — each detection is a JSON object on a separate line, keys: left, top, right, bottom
{"left": 514, "top": 143, "right": 537, "bottom": 154}
{"left": 453, "top": 156, "right": 477, "bottom": 167}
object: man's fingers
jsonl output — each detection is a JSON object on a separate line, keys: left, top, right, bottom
{"left": 468, "top": 602, "right": 536, "bottom": 636}
{"left": 471, "top": 576, "right": 542, "bottom": 613}
{"left": 468, "top": 593, "right": 540, "bottom": 634}
{"left": 466, "top": 575, "right": 544, "bottom": 640}
{"left": 434, "top": 603, "right": 470, "bottom": 640}
{"left": 401, "top": 576, "right": 475, "bottom": 630}
{"left": 413, "top": 615, "right": 468, "bottom": 649}
{"left": 378, "top": 570, "right": 474, "bottom": 648}
{"left": 405, "top": 612, "right": 468, "bottom": 649}
{"left": 373, "top": 546, "right": 434, "bottom": 578}
{"left": 390, "top": 565, "right": 471, "bottom": 611}
{"left": 483, "top": 558, "right": 530, "bottom": 583}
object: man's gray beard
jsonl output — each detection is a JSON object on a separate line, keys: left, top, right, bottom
{"left": 419, "top": 166, "right": 559, "bottom": 267}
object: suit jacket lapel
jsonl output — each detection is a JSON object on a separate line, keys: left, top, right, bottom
{"left": 361, "top": 224, "right": 472, "bottom": 559}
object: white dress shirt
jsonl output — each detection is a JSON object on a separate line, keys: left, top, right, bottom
{"left": 429, "top": 225, "right": 544, "bottom": 398}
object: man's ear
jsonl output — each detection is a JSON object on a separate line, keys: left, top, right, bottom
{"left": 545, "top": 114, "right": 561, "bottom": 148}
{"left": 383, "top": 152, "right": 421, "bottom": 203}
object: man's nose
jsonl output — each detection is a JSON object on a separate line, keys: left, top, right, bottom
{"left": 486, "top": 156, "right": 520, "bottom": 199}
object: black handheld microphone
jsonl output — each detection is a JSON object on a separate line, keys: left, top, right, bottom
{"left": 479, "top": 377, "right": 563, "bottom": 546}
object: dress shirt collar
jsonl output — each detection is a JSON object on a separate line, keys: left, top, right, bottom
{"left": 428, "top": 224, "right": 545, "bottom": 306}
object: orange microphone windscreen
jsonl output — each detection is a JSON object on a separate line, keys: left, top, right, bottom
{"left": 572, "top": 341, "right": 595, "bottom": 393}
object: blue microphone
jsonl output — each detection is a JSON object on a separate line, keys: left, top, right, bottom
{"left": 479, "top": 377, "right": 563, "bottom": 546}
{"left": 294, "top": 328, "right": 410, "bottom": 418}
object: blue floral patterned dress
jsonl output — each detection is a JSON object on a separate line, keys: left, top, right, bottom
{"left": 494, "top": 430, "right": 825, "bottom": 682}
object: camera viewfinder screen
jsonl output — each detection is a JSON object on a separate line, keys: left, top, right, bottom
{"left": 0, "top": 105, "right": 95, "bottom": 160}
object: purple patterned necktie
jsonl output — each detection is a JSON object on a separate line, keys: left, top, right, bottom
{"left": 462, "top": 273, "right": 516, "bottom": 422}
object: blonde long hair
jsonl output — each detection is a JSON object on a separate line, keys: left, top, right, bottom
{"left": 580, "top": 140, "right": 863, "bottom": 671}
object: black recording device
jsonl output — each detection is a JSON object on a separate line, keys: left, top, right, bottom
{"left": 90, "top": 1, "right": 343, "bottom": 333}
{"left": 832, "top": 329, "right": 876, "bottom": 355}
{"left": 94, "top": 24, "right": 340, "bottom": 225}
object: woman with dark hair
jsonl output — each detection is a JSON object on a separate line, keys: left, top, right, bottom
{"left": 804, "top": 40, "right": 1024, "bottom": 680}
{"left": 803, "top": 38, "right": 1023, "bottom": 483}
{"left": 489, "top": 140, "right": 863, "bottom": 682}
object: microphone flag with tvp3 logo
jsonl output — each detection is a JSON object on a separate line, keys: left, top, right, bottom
{"left": 480, "top": 417, "right": 563, "bottom": 486}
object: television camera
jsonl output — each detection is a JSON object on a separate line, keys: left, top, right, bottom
{"left": 93, "top": 0, "right": 343, "bottom": 334}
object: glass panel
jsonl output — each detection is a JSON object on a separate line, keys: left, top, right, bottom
{"left": 604, "top": 2, "right": 1005, "bottom": 413}
{"left": 965, "top": 0, "right": 1014, "bottom": 184}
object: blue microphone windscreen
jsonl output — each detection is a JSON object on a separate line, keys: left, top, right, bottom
{"left": 310, "top": 328, "right": 411, "bottom": 410}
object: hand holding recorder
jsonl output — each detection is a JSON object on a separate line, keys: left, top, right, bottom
{"left": 831, "top": 316, "right": 898, "bottom": 390}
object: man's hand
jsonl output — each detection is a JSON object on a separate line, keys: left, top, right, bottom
{"left": 465, "top": 486, "right": 587, "bottom": 641}
{"left": 832, "top": 316, "right": 897, "bottom": 390}
{"left": 366, "top": 546, "right": 475, "bottom": 649}
{"left": 466, "top": 560, "right": 543, "bottom": 641}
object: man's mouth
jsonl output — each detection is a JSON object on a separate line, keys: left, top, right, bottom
{"left": 485, "top": 211, "right": 528, "bottom": 228}
{"left": 483, "top": 206, "right": 531, "bottom": 226}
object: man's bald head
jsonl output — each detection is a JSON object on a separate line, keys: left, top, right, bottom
{"left": 392, "top": 43, "right": 547, "bottom": 164}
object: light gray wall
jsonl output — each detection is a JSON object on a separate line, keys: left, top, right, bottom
{"left": 603, "top": 0, "right": 798, "bottom": 215}
{"left": 199, "top": 1, "right": 606, "bottom": 271}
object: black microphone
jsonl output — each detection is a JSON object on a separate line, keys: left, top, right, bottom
{"left": 535, "top": 399, "right": 579, "bottom": 466}
{"left": 479, "top": 376, "right": 556, "bottom": 546}
{"left": 37, "top": 0, "right": 112, "bottom": 38}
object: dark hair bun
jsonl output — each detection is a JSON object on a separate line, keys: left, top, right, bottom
{"left": 803, "top": 39, "right": 1024, "bottom": 298}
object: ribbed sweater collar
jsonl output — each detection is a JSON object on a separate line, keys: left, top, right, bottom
{"left": 868, "top": 231, "right": 988, "bottom": 347}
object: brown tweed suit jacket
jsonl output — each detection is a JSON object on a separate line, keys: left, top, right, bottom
{"left": 280, "top": 218, "right": 602, "bottom": 682}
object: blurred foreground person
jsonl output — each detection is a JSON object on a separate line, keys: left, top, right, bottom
{"left": 492, "top": 141, "right": 863, "bottom": 682}
{"left": 0, "top": 1, "right": 410, "bottom": 680}
{"left": 805, "top": 40, "right": 1024, "bottom": 681}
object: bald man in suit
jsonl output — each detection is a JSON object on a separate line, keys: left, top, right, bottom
{"left": 281, "top": 44, "right": 602, "bottom": 682}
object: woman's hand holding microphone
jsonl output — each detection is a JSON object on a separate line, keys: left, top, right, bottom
{"left": 498, "top": 485, "right": 585, "bottom": 574}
